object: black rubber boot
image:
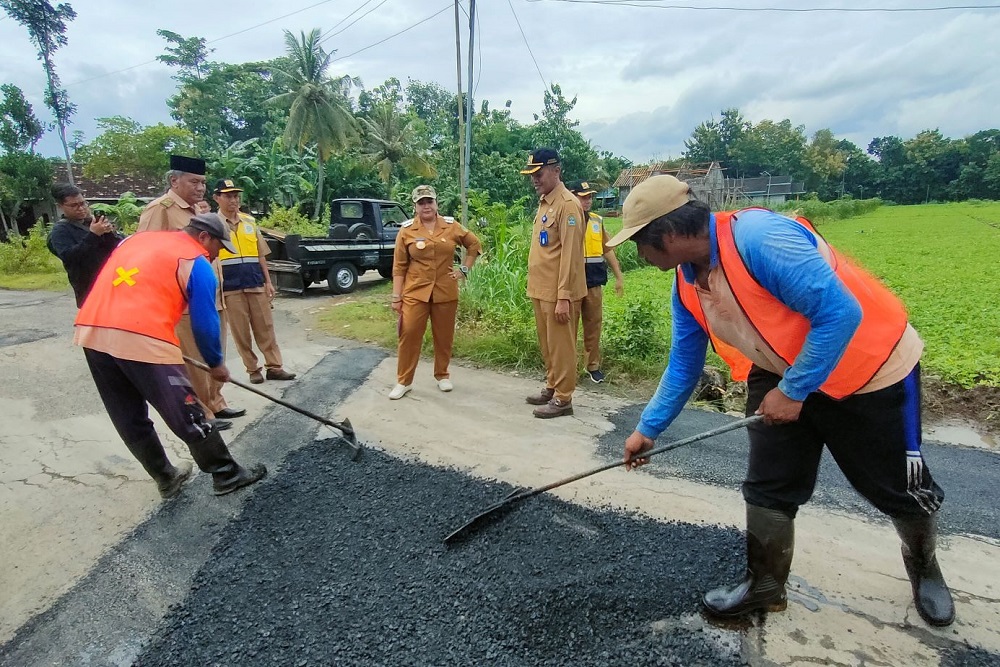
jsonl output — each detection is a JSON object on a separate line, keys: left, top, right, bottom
{"left": 702, "top": 505, "right": 795, "bottom": 618}
{"left": 186, "top": 430, "right": 267, "bottom": 496}
{"left": 892, "top": 514, "right": 955, "bottom": 627}
{"left": 124, "top": 433, "right": 193, "bottom": 499}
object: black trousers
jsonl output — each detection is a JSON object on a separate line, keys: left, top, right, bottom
{"left": 84, "top": 348, "right": 213, "bottom": 446}
{"left": 743, "top": 364, "right": 944, "bottom": 519}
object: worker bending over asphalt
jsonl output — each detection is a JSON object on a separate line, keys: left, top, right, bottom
{"left": 611, "top": 175, "right": 954, "bottom": 627}
{"left": 75, "top": 213, "right": 267, "bottom": 499}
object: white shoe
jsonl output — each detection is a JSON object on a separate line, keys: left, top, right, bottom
{"left": 437, "top": 378, "right": 454, "bottom": 392}
{"left": 388, "top": 383, "right": 411, "bottom": 400}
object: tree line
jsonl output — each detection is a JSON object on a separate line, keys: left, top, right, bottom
{"left": 2, "top": 0, "right": 999, "bottom": 237}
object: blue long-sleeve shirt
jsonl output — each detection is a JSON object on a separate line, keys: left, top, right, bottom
{"left": 186, "top": 256, "right": 224, "bottom": 368}
{"left": 637, "top": 209, "right": 863, "bottom": 440}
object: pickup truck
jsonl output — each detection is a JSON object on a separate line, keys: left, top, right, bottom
{"left": 263, "top": 198, "right": 409, "bottom": 295}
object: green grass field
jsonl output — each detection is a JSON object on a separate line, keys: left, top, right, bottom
{"left": 317, "top": 201, "right": 1000, "bottom": 391}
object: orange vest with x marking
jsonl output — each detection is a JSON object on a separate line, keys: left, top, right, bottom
{"left": 76, "top": 231, "right": 208, "bottom": 346}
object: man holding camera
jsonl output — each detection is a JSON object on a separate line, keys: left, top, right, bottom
{"left": 47, "top": 183, "right": 123, "bottom": 307}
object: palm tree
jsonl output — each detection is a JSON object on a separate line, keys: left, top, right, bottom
{"left": 358, "top": 103, "right": 436, "bottom": 198}
{"left": 269, "top": 29, "right": 358, "bottom": 219}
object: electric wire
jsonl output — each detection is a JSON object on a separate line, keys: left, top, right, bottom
{"left": 62, "top": 0, "right": 340, "bottom": 88}
{"left": 330, "top": 4, "right": 452, "bottom": 63}
{"left": 508, "top": 0, "right": 548, "bottom": 91}
{"left": 320, "top": 0, "right": 390, "bottom": 45}
{"left": 529, "top": 0, "right": 1000, "bottom": 12}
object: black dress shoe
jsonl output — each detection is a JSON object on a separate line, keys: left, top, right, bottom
{"left": 209, "top": 419, "right": 233, "bottom": 431}
{"left": 215, "top": 407, "right": 246, "bottom": 419}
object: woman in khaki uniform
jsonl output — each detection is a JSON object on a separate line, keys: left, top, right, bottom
{"left": 389, "top": 185, "right": 482, "bottom": 399}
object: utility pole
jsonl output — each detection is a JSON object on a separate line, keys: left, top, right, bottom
{"left": 454, "top": 1, "right": 466, "bottom": 223}
{"left": 463, "top": 0, "right": 476, "bottom": 227}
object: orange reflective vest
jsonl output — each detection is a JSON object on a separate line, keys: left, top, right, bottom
{"left": 76, "top": 231, "right": 208, "bottom": 346}
{"left": 676, "top": 209, "right": 908, "bottom": 398}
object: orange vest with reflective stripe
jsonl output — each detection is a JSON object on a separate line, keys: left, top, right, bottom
{"left": 76, "top": 231, "right": 208, "bottom": 346}
{"left": 676, "top": 209, "right": 908, "bottom": 398}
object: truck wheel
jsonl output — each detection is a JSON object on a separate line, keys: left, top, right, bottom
{"left": 377, "top": 267, "right": 392, "bottom": 280}
{"left": 348, "top": 223, "right": 376, "bottom": 241}
{"left": 327, "top": 262, "right": 359, "bottom": 294}
{"left": 329, "top": 223, "right": 349, "bottom": 240}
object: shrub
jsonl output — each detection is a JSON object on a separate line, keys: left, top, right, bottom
{"left": 260, "top": 204, "right": 326, "bottom": 236}
{"left": 91, "top": 192, "right": 145, "bottom": 234}
{"left": 0, "top": 220, "right": 61, "bottom": 274}
{"left": 776, "top": 197, "right": 883, "bottom": 222}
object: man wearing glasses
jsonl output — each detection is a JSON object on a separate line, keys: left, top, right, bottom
{"left": 47, "top": 182, "right": 122, "bottom": 307}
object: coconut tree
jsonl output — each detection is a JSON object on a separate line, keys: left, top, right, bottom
{"left": 269, "top": 29, "right": 358, "bottom": 220}
{"left": 359, "top": 102, "right": 436, "bottom": 198}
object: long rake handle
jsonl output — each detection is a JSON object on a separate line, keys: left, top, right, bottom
{"left": 517, "top": 415, "right": 763, "bottom": 501}
{"left": 182, "top": 355, "right": 355, "bottom": 438}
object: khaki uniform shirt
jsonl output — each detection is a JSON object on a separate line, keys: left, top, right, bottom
{"left": 393, "top": 214, "right": 482, "bottom": 303}
{"left": 137, "top": 190, "right": 224, "bottom": 310}
{"left": 526, "top": 182, "right": 586, "bottom": 302}
{"left": 222, "top": 212, "right": 270, "bottom": 295}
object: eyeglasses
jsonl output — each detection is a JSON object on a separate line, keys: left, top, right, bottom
{"left": 62, "top": 200, "right": 89, "bottom": 209}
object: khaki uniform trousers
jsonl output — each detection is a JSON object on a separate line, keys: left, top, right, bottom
{"left": 580, "top": 285, "right": 604, "bottom": 372}
{"left": 396, "top": 296, "right": 459, "bottom": 385}
{"left": 176, "top": 311, "right": 230, "bottom": 417}
{"left": 531, "top": 298, "right": 582, "bottom": 402}
{"left": 225, "top": 290, "right": 283, "bottom": 374}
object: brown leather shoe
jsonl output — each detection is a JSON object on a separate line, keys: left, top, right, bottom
{"left": 533, "top": 398, "right": 573, "bottom": 419}
{"left": 526, "top": 387, "right": 554, "bottom": 405}
{"left": 266, "top": 368, "right": 297, "bottom": 381}
{"left": 249, "top": 370, "right": 264, "bottom": 384}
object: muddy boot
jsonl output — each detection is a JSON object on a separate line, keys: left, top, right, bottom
{"left": 124, "top": 433, "right": 194, "bottom": 499}
{"left": 703, "top": 504, "right": 795, "bottom": 618}
{"left": 892, "top": 514, "right": 955, "bottom": 627}
{"left": 526, "top": 387, "right": 554, "bottom": 405}
{"left": 186, "top": 430, "right": 267, "bottom": 496}
{"left": 532, "top": 398, "right": 573, "bottom": 419}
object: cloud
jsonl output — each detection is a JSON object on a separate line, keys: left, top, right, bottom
{"left": 1, "top": 0, "right": 997, "bottom": 165}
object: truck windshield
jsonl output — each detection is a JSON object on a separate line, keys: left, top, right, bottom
{"left": 380, "top": 204, "right": 408, "bottom": 228}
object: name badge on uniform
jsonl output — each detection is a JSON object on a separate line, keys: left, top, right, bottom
{"left": 539, "top": 230, "right": 548, "bottom": 246}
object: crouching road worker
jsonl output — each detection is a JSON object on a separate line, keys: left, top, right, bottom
{"left": 609, "top": 175, "right": 954, "bottom": 627}
{"left": 75, "top": 213, "right": 267, "bottom": 499}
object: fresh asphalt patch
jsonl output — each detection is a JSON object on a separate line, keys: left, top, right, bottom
{"left": 133, "top": 441, "right": 751, "bottom": 667}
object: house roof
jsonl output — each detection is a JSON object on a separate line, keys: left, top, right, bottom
{"left": 612, "top": 161, "right": 720, "bottom": 189}
{"left": 52, "top": 163, "right": 164, "bottom": 201}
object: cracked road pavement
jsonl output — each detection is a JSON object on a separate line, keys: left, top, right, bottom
{"left": 1, "top": 285, "right": 998, "bottom": 666}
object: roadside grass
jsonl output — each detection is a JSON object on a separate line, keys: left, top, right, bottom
{"left": 0, "top": 271, "right": 68, "bottom": 291}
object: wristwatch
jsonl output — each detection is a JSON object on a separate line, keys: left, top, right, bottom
{"left": 459, "top": 265, "right": 469, "bottom": 276}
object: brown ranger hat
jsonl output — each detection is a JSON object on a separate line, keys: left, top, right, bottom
{"left": 568, "top": 180, "right": 598, "bottom": 196}
{"left": 213, "top": 178, "right": 243, "bottom": 194}
{"left": 519, "top": 148, "right": 560, "bottom": 174}
{"left": 188, "top": 212, "right": 237, "bottom": 253}
{"left": 411, "top": 184, "right": 437, "bottom": 202}
{"left": 607, "top": 175, "right": 691, "bottom": 247}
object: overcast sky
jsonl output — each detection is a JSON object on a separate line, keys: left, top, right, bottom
{"left": 2, "top": 0, "right": 999, "bottom": 164}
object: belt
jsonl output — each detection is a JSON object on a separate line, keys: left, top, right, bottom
{"left": 584, "top": 257, "right": 605, "bottom": 264}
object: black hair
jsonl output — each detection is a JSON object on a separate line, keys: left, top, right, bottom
{"left": 52, "top": 182, "right": 82, "bottom": 203}
{"left": 631, "top": 200, "right": 711, "bottom": 251}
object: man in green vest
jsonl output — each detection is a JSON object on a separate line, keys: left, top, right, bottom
{"left": 568, "top": 180, "right": 624, "bottom": 384}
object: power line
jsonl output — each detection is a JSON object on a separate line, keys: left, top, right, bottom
{"left": 330, "top": 4, "right": 452, "bottom": 63}
{"left": 530, "top": 0, "right": 1000, "bottom": 12}
{"left": 320, "top": 0, "right": 389, "bottom": 44}
{"left": 63, "top": 0, "right": 339, "bottom": 88}
{"left": 508, "top": 0, "right": 547, "bottom": 91}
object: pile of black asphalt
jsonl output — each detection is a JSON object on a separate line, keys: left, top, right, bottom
{"left": 133, "top": 441, "right": 750, "bottom": 667}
